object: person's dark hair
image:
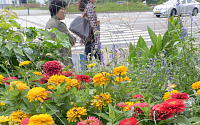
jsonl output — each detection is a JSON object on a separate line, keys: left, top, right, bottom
{"left": 78, "top": 0, "right": 88, "bottom": 12}
{"left": 49, "top": 0, "right": 67, "bottom": 17}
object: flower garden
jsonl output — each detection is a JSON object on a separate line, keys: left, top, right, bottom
{"left": 1, "top": 9, "right": 200, "bottom": 125}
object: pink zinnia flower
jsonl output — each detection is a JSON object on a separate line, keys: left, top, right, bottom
{"left": 4, "top": 76, "right": 18, "bottom": 85}
{"left": 62, "top": 71, "right": 74, "bottom": 77}
{"left": 77, "top": 116, "right": 101, "bottom": 125}
{"left": 21, "top": 118, "right": 30, "bottom": 125}
{"left": 118, "top": 117, "right": 140, "bottom": 125}
{"left": 116, "top": 102, "right": 128, "bottom": 108}
{"left": 43, "top": 60, "right": 62, "bottom": 77}
{"left": 129, "top": 102, "right": 148, "bottom": 117}
{"left": 134, "top": 94, "right": 144, "bottom": 99}
{"left": 75, "top": 75, "right": 91, "bottom": 83}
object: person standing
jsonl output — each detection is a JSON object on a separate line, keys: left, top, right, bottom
{"left": 45, "top": 0, "right": 76, "bottom": 69}
{"left": 78, "top": 0, "right": 101, "bottom": 62}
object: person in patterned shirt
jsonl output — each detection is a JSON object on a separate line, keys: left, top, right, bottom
{"left": 78, "top": 0, "right": 101, "bottom": 62}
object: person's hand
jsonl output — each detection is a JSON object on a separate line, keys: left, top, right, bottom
{"left": 79, "top": 40, "right": 83, "bottom": 46}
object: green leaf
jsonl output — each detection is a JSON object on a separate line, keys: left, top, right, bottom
{"left": 5, "top": 44, "right": 13, "bottom": 51}
{"left": 0, "top": 22, "right": 12, "bottom": 29}
{"left": 95, "top": 113, "right": 112, "bottom": 122}
{"left": 174, "top": 115, "right": 192, "bottom": 125}
{"left": 156, "top": 34, "right": 162, "bottom": 52}
{"left": 128, "top": 42, "right": 136, "bottom": 63}
{"left": 14, "top": 47, "right": 24, "bottom": 56}
{"left": 57, "top": 83, "right": 66, "bottom": 94}
{"left": 109, "top": 104, "right": 115, "bottom": 120}
{"left": 189, "top": 117, "right": 200, "bottom": 122}
{"left": 0, "top": 36, "right": 3, "bottom": 46}
{"left": 23, "top": 48, "right": 35, "bottom": 61}
{"left": 37, "top": 29, "right": 51, "bottom": 40}
{"left": 147, "top": 26, "right": 157, "bottom": 45}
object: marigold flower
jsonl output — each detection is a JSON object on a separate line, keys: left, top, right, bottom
{"left": 27, "top": 87, "right": 48, "bottom": 102}
{"left": 93, "top": 72, "right": 111, "bottom": 87}
{"left": 77, "top": 116, "right": 101, "bottom": 125}
{"left": 112, "top": 65, "right": 128, "bottom": 76}
{"left": 87, "top": 63, "right": 96, "bottom": 68}
{"left": 0, "top": 102, "right": 5, "bottom": 106}
{"left": 197, "top": 89, "right": 200, "bottom": 95}
{"left": 0, "top": 74, "right": 4, "bottom": 84}
{"left": 91, "top": 93, "right": 112, "bottom": 110}
{"left": 28, "top": 114, "right": 54, "bottom": 125}
{"left": 75, "top": 75, "right": 91, "bottom": 83}
{"left": 62, "top": 71, "right": 75, "bottom": 77}
{"left": 192, "top": 81, "right": 200, "bottom": 90}
{"left": 171, "top": 93, "right": 189, "bottom": 100}
{"left": 4, "top": 76, "right": 18, "bottom": 85}
{"left": 66, "top": 107, "right": 87, "bottom": 123}
{"left": 163, "top": 90, "right": 179, "bottom": 101}
{"left": 43, "top": 60, "right": 62, "bottom": 76}
{"left": 33, "top": 71, "right": 42, "bottom": 76}
{"left": 19, "top": 61, "right": 31, "bottom": 67}
{"left": 21, "top": 118, "right": 30, "bottom": 125}
{"left": 0, "top": 115, "right": 9, "bottom": 123}
{"left": 9, "top": 111, "right": 31, "bottom": 125}
{"left": 118, "top": 117, "right": 140, "bottom": 125}
{"left": 47, "top": 74, "right": 66, "bottom": 90}
{"left": 10, "top": 81, "right": 29, "bottom": 91}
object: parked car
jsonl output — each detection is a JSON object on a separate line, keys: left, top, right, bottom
{"left": 116, "top": 1, "right": 129, "bottom": 5}
{"left": 153, "top": 0, "right": 200, "bottom": 17}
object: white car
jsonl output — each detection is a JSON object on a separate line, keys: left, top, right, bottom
{"left": 153, "top": 0, "right": 200, "bottom": 17}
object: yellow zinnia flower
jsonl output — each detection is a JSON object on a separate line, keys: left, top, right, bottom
{"left": 66, "top": 107, "right": 87, "bottom": 123}
{"left": 112, "top": 65, "right": 128, "bottom": 76}
{"left": 0, "top": 74, "right": 4, "bottom": 84}
{"left": 192, "top": 81, "right": 200, "bottom": 90}
{"left": 115, "top": 76, "right": 131, "bottom": 85}
{"left": 93, "top": 72, "right": 111, "bottom": 87}
{"left": 28, "top": 114, "right": 54, "bottom": 125}
{"left": 0, "top": 102, "right": 5, "bottom": 106}
{"left": 19, "top": 61, "right": 31, "bottom": 67}
{"left": 163, "top": 90, "right": 179, "bottom": 101}
{"left": 48, "top": 74, "right": 66, "bottom": 90}
{"left": 33, "top": 71, "right": 42, "bottom": 76}
{"left": 197, "top": 89, "right": 200, "bottom": 95}
{"left": 0, "top": 115, "right": 9, "bottom": 123}
{"left": 27, "top": 87, "right": 47, "bottom": 102}
{"left": 87, "top": 63, "right": 95, "bottom": 68}
{"left": 65, "top": 77, "right": 73, "bottom": 91}
{"left": 91, "top": 93, "right": 112, "bottom": 110}
{"left": 123, "top": 102, "right": 134, "bottom": 111}
{"left": 10, "top": 81, "right": 29, "bottom": 91}
{"left": 9, "top": 110, "right": 31, "bottom": 125}
{"left": 71, "top": 79, "right": 81, "bottom": 89}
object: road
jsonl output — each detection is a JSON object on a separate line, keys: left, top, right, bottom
{"left": 11, "top": 10, "right": 200, "bottom": 51}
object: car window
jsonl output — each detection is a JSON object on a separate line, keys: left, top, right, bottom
{"left": 181, "top": 0, "right": 186, "bottom": 4}
{"left": 164, "top": 0, "right": 177, "bottom": 5}
{"left": 187, "top": 0, "right": 192, "bottom": 3}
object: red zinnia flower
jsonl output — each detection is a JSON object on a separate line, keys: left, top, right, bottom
{"left": 171, "top": 93, "right": 189, "bottom": 100}
{"left": 161, "top": 98, "right": 186, "bottom": 114}
{"left": 75, "top": 75, "right": 91, "bottom": 83}
{"left": 39, "top": 74, "right": 49, "bottom": 84}
{"left": 118, "top": 117, "right": 140, "bottom": 125}
{"left": 134, "top": 94, "right": 144, "bottom": 99}
{"left": 150, "top": 103, "right": 172, "bottom": 120}
{"left": 21, "top": 118, "right": 30, "bottom": 125}
{"left": 4, "top": 76, "right": 18, "bottom": 85}
{"left": 43, "top": 60, "right": 62, "bottom": 77}
{"left": 62, "top": 71, "right": 74, "bottom": 77}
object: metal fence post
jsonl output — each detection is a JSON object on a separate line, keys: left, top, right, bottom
{"left": 28, "top": 7, "right": 29, "bottom": 15}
